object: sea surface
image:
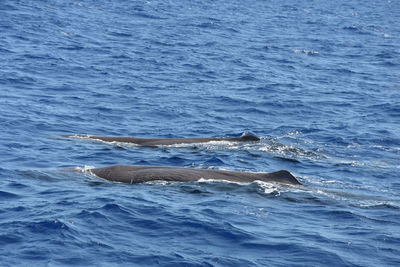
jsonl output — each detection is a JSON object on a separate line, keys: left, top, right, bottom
{"left": 1, "top": 0, "right": 399, "bottom": 266}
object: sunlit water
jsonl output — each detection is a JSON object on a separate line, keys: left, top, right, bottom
{"left": 1, "top": 0, "right": 399, "bottom": 266}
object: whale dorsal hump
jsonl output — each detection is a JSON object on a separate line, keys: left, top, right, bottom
{"left": 239, "top": 132, "right": 260, "bottom": 141}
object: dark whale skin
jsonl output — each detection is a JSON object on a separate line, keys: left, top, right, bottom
{"left": 62, "top": 133, "right": 260, "bottom": 146}
{"left": 91, "top": 165, "right": 302, "bottom": 185}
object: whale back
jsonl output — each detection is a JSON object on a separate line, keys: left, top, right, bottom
{"left": 63, "top": 133, "right": 261, "bottom": 145}
{"left": 91, "top": 165, "right": 302, "bottom": 185}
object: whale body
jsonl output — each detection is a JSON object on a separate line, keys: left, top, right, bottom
{"left": 91, "top": 165, "right": 302, "bottom": 185}
{"left": 62, "top": 133, "right": 260, "bottom": 146}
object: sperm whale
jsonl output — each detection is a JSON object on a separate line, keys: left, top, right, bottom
{"left": 90, "top": 165, "right": 302, "bottom": 185}
{"left": 62, "top": 132, "right": 260, "bottom": 146}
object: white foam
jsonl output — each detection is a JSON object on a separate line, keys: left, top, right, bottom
{"left": 294, "top": 49, "right": 319, "bottom": 55}
{"left": 61, "top": 31, "right": 77, "bottom": 37}
{"left": 68, "top": 134, "right": 92, "bottom": 139}
{"left": 144, "top": 180, "right": 171, "bottom": 185}
{"left": 255, "top": 181, "right": 280, "bottom": 194}
{"left": 74, "top": 165, "right": 95, "bottom": 172}
{"left": 167, "top": 140, "right": 239, "bottom": 149}
{"left": 197, "top": 178, "right": 248, "bottom": 185}
{"left": 259, "top": 143, "right": 326, "bottom": 160}
{"left": 68, "top": 135, "right": 140, "bottom": 147}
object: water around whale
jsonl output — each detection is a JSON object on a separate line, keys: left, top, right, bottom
{"left": 1, "top": 0, "right": 399, "bottom": 266}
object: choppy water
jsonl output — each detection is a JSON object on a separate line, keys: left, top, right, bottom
{"left": 1, "top": 0, "right": 399, "bottom": 266}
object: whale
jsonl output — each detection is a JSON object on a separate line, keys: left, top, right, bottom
{"left": 63, "top": 132, "right": 261, "bottom": 146}
{"left": 90, "top": 165, "right": 302, "bottom": 185}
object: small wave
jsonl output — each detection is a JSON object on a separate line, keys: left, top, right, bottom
{"left": 343, "top": 25, "right": 373, "bottom": 35}
{"left": 0, "top": 190, "right": 20, "bottom": 199}
{"left": 17, "top": 170, "right": 61, "bottom": 182}
{"left": 27, "top": 219, "right": 70, "bottom": 233}
{"left": 303, "top": 176, "right": 343, "bottom": 186}
{"left": 334, "top": 161, "right": 365, "bottom": 167}
{"left": 369, "top": 145, "right": 400, "bottom": 152}
{"left": 0, "top": 234, "right": 23, "bottom": 246}
{"left": 197, "top": 178, "right": 249, "bottom": 185}
{"left": 358, "top": 202, "right": 399, "bottom": 210}
{"left": 298, "top": 177, "right": 400, "bottom": 209}
{"left": 272, "top": 156, "right": 300, "bottom": 163}
{"left": 259, "top": 141, "right": 324, "bottom": 160}
{"left": 58, "top": 45, "right": 84, "bottom": 51}
{"left": 106, "top": 31, "right": 133, "bottom": 38}
{"left": 61, "top": 32, "right": 77, "bottom": 37}
{"left": 204, "top": 156, "right": 225, "bottom": 165}
{"left": 294, "top": 49, "right": 319, "bottom": 55}
{"left": 332, "top": 158, "right": 394, "bottom": 169}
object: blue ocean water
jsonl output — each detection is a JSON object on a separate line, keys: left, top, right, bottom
{"left": 1, "top": 0, "right": 399, "bottom": 265}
